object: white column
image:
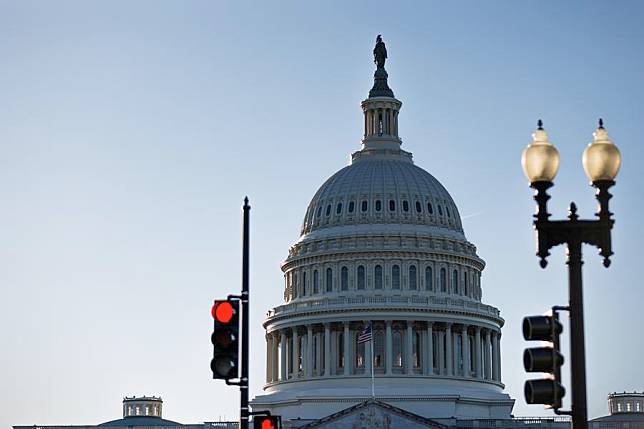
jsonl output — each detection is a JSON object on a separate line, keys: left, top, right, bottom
{"left": 492, "top": 331, "right": 500, "bottom": 381}
{"left": 364, "top": 110, "right": 368, "bottom": 137}
{"left": 453, "top": 330, "right": 459, "bottom": 375}
{"left": 385, "top": 321, "right": 392, "bottom": 375}
{"left": 292, "top": 328, "right": 299, "bottom": 378}
{"left": 426, "top": 322, "right": 434, "bottom": 375}
{"left": 279, "top": 331, "right": 287, "bottom": 381}
{"left": 324, "top": 323, "right": 331, "bottom": 376}
{"left": 316, "top": 331, "right": 323, "bottom": 376}
{"left": 365, "top": 322, "right": 372, "bottom": 375}
{"left": 445, "top": 323, "right": 453, "bottom": 376}
{"left": 343, "top": 322, "right": 351, "bottom": 376}
{"left": 266, "top": 334, "right": 272, "bottom": 383}
{"left": 485, "top": 329, "right": 492, "bottom": 380}
{"left": 474, "top": 326, "right": 482, "bottom": 379}
{"left": 461, "top": 325, "right": 470, "bottom": 377}
{"left": 406, "top": 321, "right": 414, "bottom": 374}
{"left": 437, "top": 328, "right": 445, "bottom": 375}
{"left": 271, "top": 332, "right": 279, "bottom": 382}
{"left": 496, "top": 332, "right": 502, "bottom": 381}
{"left": 306, "top": 325, "right": 313, "bottom": 378}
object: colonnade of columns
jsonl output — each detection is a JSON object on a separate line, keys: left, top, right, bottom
{"left": 364, "top": 107, "right": 399, "bottom": 138}
{"left": 265, "top": 320, "right": 501, "bottom": 385}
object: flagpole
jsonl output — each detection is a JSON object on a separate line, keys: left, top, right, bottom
{"left": 370, "top": 334, "right": 375, "bottom": 399}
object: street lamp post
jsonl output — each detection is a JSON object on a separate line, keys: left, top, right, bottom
{"left": 521, "top": 120, "right": 622, "bottom": 429}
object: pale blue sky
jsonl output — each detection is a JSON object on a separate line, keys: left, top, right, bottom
{"left": 2, "top": 1, "right": 643, "bottom": 427}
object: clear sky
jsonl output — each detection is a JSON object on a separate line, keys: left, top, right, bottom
{"left": 1, "top": 1, "right": 643, "bottom": 427}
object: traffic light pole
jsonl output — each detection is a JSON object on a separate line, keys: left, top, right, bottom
{"left": 529, "top": 180, "right": 616, "bottom": 429}
{"left": 240, "top": 197, "right": 250, "bottom": 429}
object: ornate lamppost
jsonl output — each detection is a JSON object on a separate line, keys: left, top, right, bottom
{"left": 521, "top": 119, "right": 622, "bottom": 429}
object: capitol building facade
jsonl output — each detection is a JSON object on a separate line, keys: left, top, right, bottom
{"left": 250, "top": 37, "right": 514, "bottom": 425}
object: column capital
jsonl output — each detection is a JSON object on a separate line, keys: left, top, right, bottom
{"left": 461, "top": 324, "right": 468, "bottom": 334}
{"left": 474, "top": 325, "right": 481, "bottom": 333}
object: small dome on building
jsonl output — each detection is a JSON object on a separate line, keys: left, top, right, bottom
{"left": 99, "top": 396, "right": 182, "bottom": 427}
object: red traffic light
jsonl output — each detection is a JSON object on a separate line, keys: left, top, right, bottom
{"left": 253, "top": 417, "right": 279, "bottom": 429}
{"left": 212, "top": 301, "right": 235, "bottom": 323}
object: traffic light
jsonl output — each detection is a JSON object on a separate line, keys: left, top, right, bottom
{"left": 211, "top": 299, "right": 240, "bottom": 380}
{"left": 253, "top": 416, "right": 281, "bottom": 429}
{"left": 523, "top": 311, "right": 565, "bottom": 408}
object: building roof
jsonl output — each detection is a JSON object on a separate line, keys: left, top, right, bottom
{"left": 99, "top": 417, "right": 182, "bottom": 427}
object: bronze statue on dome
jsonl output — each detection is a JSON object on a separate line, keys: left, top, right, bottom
{"left": 373, "top": 35, "right": 387, "bottom": 69}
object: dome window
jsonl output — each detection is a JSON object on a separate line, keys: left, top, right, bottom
{"left": 464, "top": 272, "right": 468, "bottom": 296}
{"left": 425, "top": 266, "right": 433, "bottom": 291}
{"left": 402, "top": 200, "right": 409, "bottom": 212}
{"left": 326, "top": 204, "right": 331, "bottom": 216}
{"left": 452, "top": 269, "right": 459, "bottom": 294}
{"left": 415, "top": 201, "right": 422, "bottom": 213}
{"left": 316, "top": 206, "right": 322, "bottom": 217}
{"left": 348, "top": 201, "right": 355, "bottom": 213}
{"left": 438, "top": 205, "right": 443, "bottom": 216}
{"left": 389, "top": 200, "right": 396, "bottom": 211}
{"left": 361, "top": 201, "right": 368, "bottom": 212}
{"left": 326, "top": 268, "right": 333, "bottom": 292}
{"left": 409, "top": 265, "right": 417, "bottom": 290}
{"left": 336, "top": 202, "right": 343, "bottom": 214}
{"left": 427, "top": 202, "right": 434, "bottom": 214}
{"left": 374, "top": 265, "right": 383, "bottom": 289}
{"left": 392, "top": 265, "right": 400, "bottom": 289}
{"left": 357, "top": 266, "right": 365, "bottom": 290}
{"left": 375, "top": 200, "right": 382, "bottom": 212}
{"left": 446, "top": 206, "right": 451, "bottom": 218}
{"left": 313, "top": 270, "right": 319, "bottom": 294}
{"left": 341, "top": 266, "right": 349, "bottom": 291}
{"left": 302, "top": 271, "right": 307, "bottom": 296}
{"left": 440, "top": 268, "right": 447, "bottom": 292}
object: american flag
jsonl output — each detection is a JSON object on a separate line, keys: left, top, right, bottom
{"left": 357, "top": 323, "right": 372, "bottom": 344}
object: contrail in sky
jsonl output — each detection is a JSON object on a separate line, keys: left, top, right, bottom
{"left": 461, "top": 211, "right": 484, "bottom": 220}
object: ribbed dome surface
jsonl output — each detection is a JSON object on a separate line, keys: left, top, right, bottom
{"left": 301, "top": 153, "right": 463, "bottom": 237}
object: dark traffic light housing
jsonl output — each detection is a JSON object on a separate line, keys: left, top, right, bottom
{"left": 211, "top": 299, "right": 240, "bottom": 380}
{"left": 253, "top": 416, "right": 281, "bottom": 429}
{"left": 523, "top": 308, "right": 566, "bottom": 409}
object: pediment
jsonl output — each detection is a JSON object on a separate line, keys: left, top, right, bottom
{"left": 300, "top": 399, "right": 446, "bottom": 429}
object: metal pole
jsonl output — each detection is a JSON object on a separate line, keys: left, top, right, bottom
{"left": 567, "top": 237, "right": 587, "bottom": 429}
{"left": 240, "top": 197, "right": 250, "bottom": 429}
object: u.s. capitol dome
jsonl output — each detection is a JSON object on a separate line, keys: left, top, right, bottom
{"left": 251, "top": 37, "right": 514, "bottom": 425}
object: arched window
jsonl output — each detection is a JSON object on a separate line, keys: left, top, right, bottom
{"left": 392, "top": 265, "right": 400, "bottom": 289}
{"left": 374, "top": 265, "right": 383, "bottom": 289}
{"left": 409, "top": 265, "right": 417, "bottom": 290}
{"left": 425, "top": 266, "right": 433, "bottom": 291}
{"left": 415, "top": 201, "right": 422, "bottom": 213}
{"left": 326, "top": 204, "right": 331, "bottom": 216}
{"left": 452, "top": 269, "right": 459, "bottom": 294}
{"left": 357, "top": 265, "right": 366, "bottom": 290}
{"left": 302, "top": 271, "right": 307, "bottom": 296}
{"left": 440, "top": 268, "right": 447, "bottom": 292}
{"left": 446, "top": 206, "right": 451, "bottom": 218}
{"left": 336, "top": 202, "right": 342, "bottom": 214}
{"left": 413, "top": 331, "right": 422, "bottom": 368}
{"left": 348, "top": 201, "right": 355, "bottom": 213}
{"left": 438, "top": 205, "right": 443, "bottom": 216}
{"left": 326, "top": 268, "right": 333, "bottom": 292}
{"left": 313, "top": 269, "right": 319, "bottom": 294}
{"left": 393, "top": 328, "right": 403, "bottom": 367}
{"left": 375, "top": 200, "right": 382, "bottom": 212}
{"left": 374, "top": 329, "right": 384, "bottom": 368}
{"left": 361, "top": 201, "right": 368, "bottom": 212}
{"left": 402, "top": 200, "right": 409, "bottom": 212}
{"left": 341, "top": 266, "right": 348, "bottom": 291}
{"left": 338, "top": 332, "right": 344, "bottom": 369}
{"left": 427, "top": 202, "right": 434, "bottom": 214}
{"left": 389, "top": 200, "right": 396, "bottom": 211}
{"left": 463, "top": 272, "right": 468, "bottom": 296}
